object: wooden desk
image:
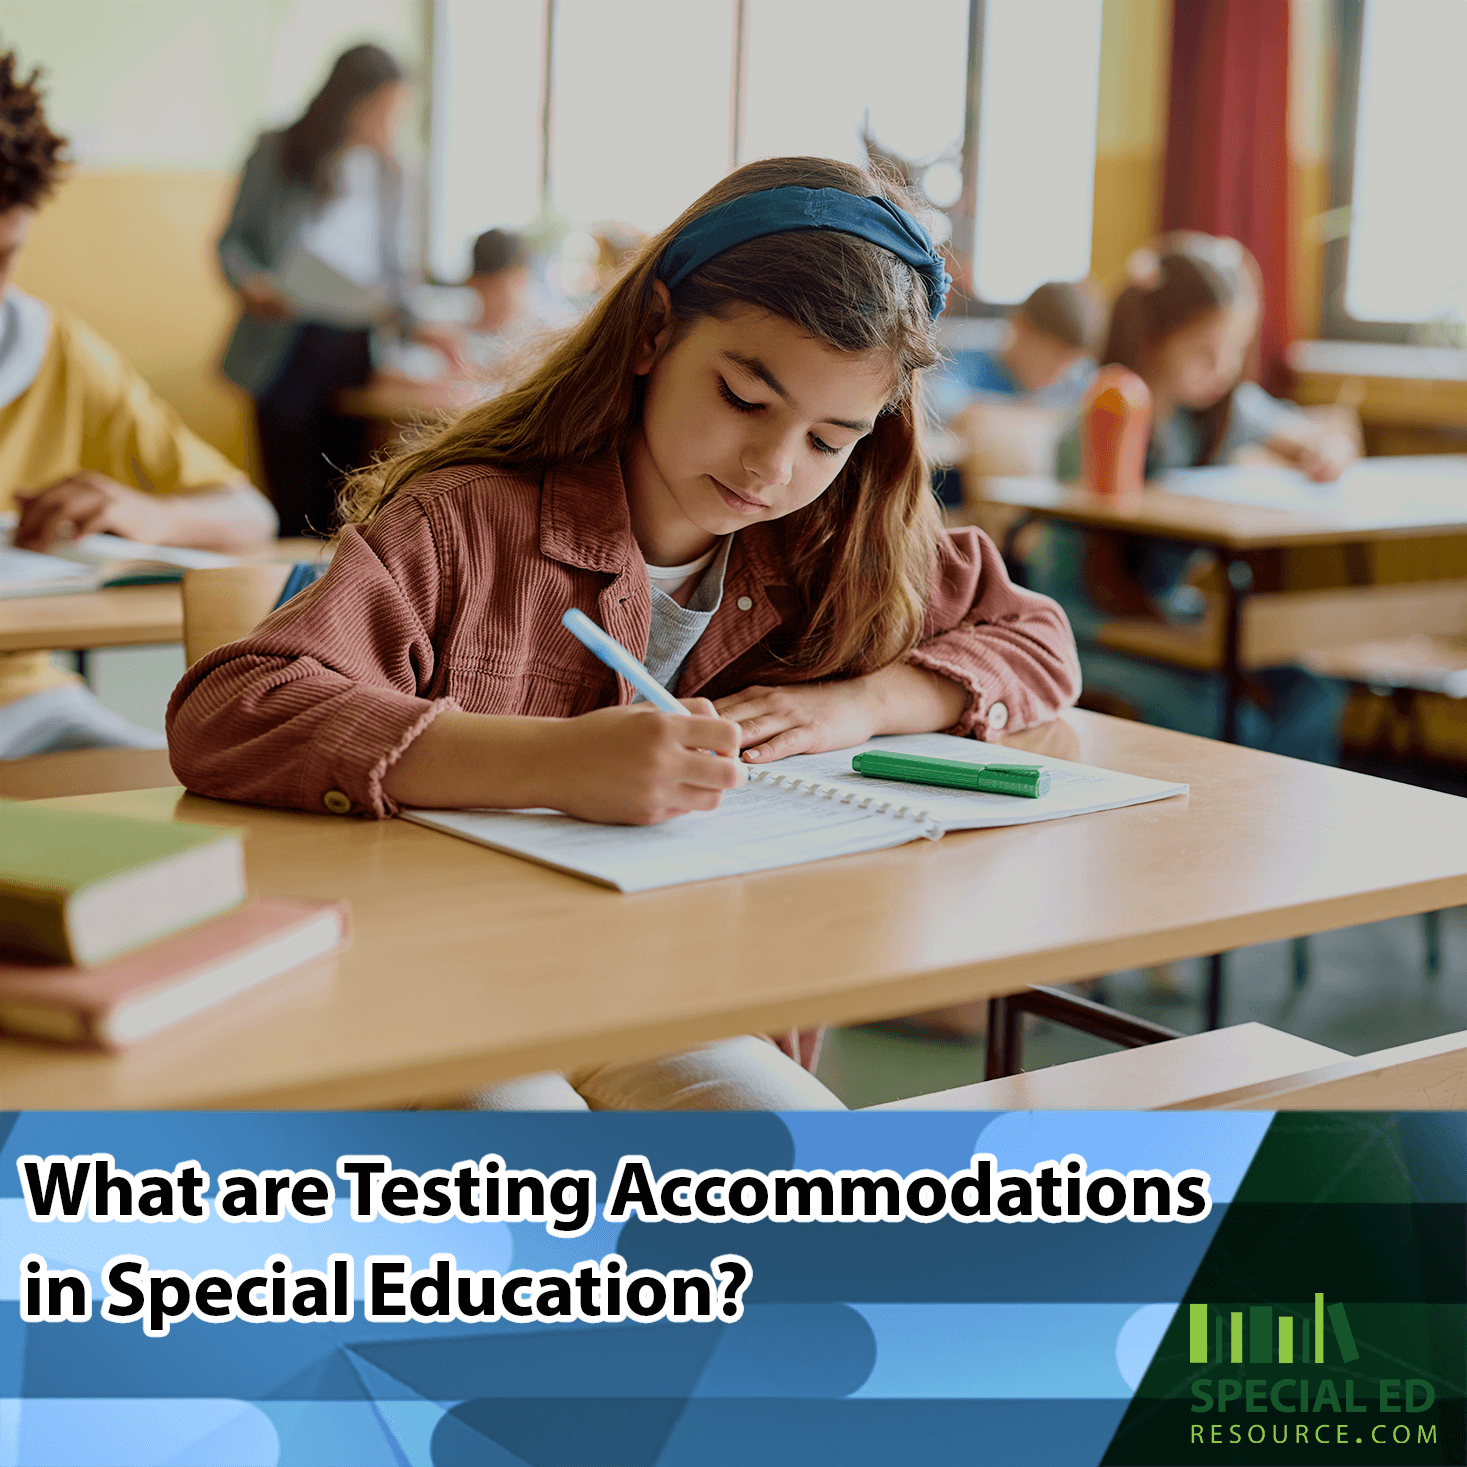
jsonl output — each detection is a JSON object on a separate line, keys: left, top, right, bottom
{"left": 978, "top": 460, "right": 1467, "bottom": 739}
{"left": 0, "top": 538, "right": 332, "bottom": 655}
{"left": 1290, "top": 340, "right": 1467, "bottom": 438}
{"left": 5, "top": 710, "right": 1466, "bottom": 1110}
{"left": 0, "top": 584, "right": 184, "bottom": 654}
{"left": 980, "top": 459, "right": 1467, "bottom": 551}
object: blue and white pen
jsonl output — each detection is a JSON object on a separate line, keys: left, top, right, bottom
{"left": 562, "top": 608, "right": 687, "bottom": 714}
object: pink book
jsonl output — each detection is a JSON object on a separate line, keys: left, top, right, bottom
{"left": 0, "top": 896, "right": 350, "bottom": 1050}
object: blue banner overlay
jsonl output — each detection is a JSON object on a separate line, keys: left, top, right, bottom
{"left": 0, "top": 1110, "right": 1460, "bottom": 1466}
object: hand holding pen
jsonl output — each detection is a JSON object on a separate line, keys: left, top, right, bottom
{"left": 559, "top": 609, "right": 745, "bottom": 823}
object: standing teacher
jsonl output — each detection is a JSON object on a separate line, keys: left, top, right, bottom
{"left": 217, "top": 45, "right": 453, "bottom": 537}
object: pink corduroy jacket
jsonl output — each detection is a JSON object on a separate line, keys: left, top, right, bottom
{"left": 166, "top": 454, "right": 1081, "bottom": 818}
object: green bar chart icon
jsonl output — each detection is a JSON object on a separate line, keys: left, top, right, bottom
{"left": 1189, "top": 1304, "right": 1207, "bottom": 1364}
{"left": 1249, "top": 1306, "right": 1272, "bottom": 1364}
{"left": 1186, "top": 1297, "right": 1354, "bottom": 1367}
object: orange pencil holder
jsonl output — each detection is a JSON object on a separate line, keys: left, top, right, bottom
{"left": 1081, "top": 365, "right": 1151, "bottom": 504}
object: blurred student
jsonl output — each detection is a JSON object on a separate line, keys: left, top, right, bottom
{"left": 467, "top": 229, "right": 531, "bottom": 336}
{"left": 928, "top": 279, "right": 1098, "bottom": 507}
{"left": 1033, "top": 233, "right": 1357, "bottom": 762}
{"left": 952, "top": 279, "right": 1098, "bottom": 403}
{"left": 0, "top": 53, "right": 274, "bottom": 759}
{"left": 218, "top": 44, "right": 458, "bottom": 537}
{"left": 1056, "top": 236, "right": 1354, "bottom": 483}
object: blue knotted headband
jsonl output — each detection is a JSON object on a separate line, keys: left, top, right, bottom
{"left": 657, "top": 185, "right": 951, "bottom": 320}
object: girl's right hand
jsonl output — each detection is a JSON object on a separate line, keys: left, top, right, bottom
{"left": 1295, "top": 432, "right": 1356, "bottom": 484}
{"left": 549, "top": 701, "right": 744, "bottom": 825}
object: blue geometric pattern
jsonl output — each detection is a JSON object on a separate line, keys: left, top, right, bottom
{"left": 0, "top": 1111, "right": 1270, "bottom": 1466}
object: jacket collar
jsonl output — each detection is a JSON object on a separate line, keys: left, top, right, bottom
{"left": 540, "top": 452, "right": 641, "bottom": 575}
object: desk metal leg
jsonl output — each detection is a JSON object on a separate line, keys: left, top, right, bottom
{"left": 73, "top": 649, "right": 91, "bottom": 686}
{"left": 1204, "top": 953, "right": 1226, "bottom": 1030}
{"left": 1000, "top": 512, "right": 1034, "bottom": 587}
{"left": 985, "top": 996, "right": 1022, "bottom": 1080}
{"left": 1424, "top": 910, "right": 1442, "bottom": 980}
{"left": 1290, "top": 937, "right": 1310, "bottom": 992}
{"left": 1220, "top": 556, "right": 1252, "bottom": 744}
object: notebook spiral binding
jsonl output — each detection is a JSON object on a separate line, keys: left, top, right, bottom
{"left": 748, "top": 771, "right": 943, "bottom": 840}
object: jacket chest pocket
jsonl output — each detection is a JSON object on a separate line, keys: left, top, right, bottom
{"left": 442, "top": 657, "right": 616, "bottom": 718}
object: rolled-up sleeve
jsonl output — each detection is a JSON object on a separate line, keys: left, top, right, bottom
{"left": 905, "top": 526, "right": 1082, "bottom": 739}
{"left": 166, "top": 494, "right": 460, "bottom": 818}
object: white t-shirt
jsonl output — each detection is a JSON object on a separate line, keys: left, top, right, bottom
{"left": 645, "top": 542, "right": 721, "bottom": 603}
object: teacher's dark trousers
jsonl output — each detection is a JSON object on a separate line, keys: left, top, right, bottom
{"left": 253, "top": 323, "right": 373, "bottom": 538}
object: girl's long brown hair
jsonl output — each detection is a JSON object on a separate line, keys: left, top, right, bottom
{"left": 340, "top": 156, "right": 943, "bottom": 682}
{"left": 1102, "top": 232, "right": 1261, "bottom": 466}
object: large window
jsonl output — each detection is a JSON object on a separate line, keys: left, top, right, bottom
{"left": 550, "top": 0, "right": 736, "bottom": 235}
{"left": 740, "top": 1, "right": 969, "bottom": 176}
{"left": 428, "top": 0, "right": 1101, "bottom": 305}
{"left": 1325, "top": 0, "right": 1467, "bottom": 340}
{"left": 970, "top": 0, "right": 1102, "bottom": 303}
{"left": 428, "top": 0, "right": 545, "bottom": 279}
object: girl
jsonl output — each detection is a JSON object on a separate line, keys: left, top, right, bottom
{"left": 169, "top": 157, "right": 1081, "bottom": 1109}
{"left": 1035, "top": 232, "right": 1355, "bottom": 763}
{"left": 1064, "top": 234, "right": 1355, "bottom": 484}
{"left": 218, "top": 44, "right": 458, "bottom": 537}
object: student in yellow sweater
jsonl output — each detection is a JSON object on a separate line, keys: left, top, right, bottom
{"left": 0, "top": 52, "right": 276, "bottom": 757}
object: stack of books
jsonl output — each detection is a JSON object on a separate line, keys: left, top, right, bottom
{"left": 0, "top": 803, "right": 348, "bottom": 1048}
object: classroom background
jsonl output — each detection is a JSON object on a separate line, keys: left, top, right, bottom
{"left": 3, "top": 0, "right": 1465, "bottom": 1103}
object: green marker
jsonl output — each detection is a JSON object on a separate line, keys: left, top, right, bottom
{"left": 850, "top": 750, "right": 1051, "bottom": 798}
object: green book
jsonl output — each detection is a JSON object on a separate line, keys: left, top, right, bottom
{"left": 0, "top": 804, "right": 246, "bottom": 966}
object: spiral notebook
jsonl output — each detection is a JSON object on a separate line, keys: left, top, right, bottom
{"left": 404, "top": 733, "right": 1188, "bottom": 892}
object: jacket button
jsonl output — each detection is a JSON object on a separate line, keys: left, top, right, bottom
{"left": 987, "top": 701, "right": 1009, "bottom": 731}
{"left": 323, "top": 790, "right": 353, "bottom": 815}
{"left": 736, "top": 595, "right": 753, "bottom": 611}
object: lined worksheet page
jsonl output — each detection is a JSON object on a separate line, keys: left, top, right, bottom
{"left": 762, "top": 733, "right": 1187, "bottom": 831}
{"left": 406, "top": 779, "right": 928, "bottom": 892}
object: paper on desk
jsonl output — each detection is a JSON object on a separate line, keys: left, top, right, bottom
{"left": 0, "top": 512, "right": 233, "bottom": 593}
{"left": 404, "top": 732, "right": 1188, "bottom": 892}
{"left": 0, "top": 543, "right": 102, "bottom": 597}
{"left": 408, "top": 778, "right": 926, "bottom": 891}
{"left": 763, "top": 732, "right": 1188, "bottom": 832}
{"left": 49, "top": 533, "right": 233, "bottom": 574}
{"left": 1159, "top": 459, "right": 1467, "bottom": 515}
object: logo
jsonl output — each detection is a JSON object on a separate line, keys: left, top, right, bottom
{"left": 1188, "top": 1294, "right": 1358, "bottom": 1367}
{"left": 1184, "top": 1294, "right": 1438, "bottom": 1451}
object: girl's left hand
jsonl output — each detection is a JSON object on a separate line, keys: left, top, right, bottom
{"left": 714, "top": 679, "right": 881, "bottom": 764}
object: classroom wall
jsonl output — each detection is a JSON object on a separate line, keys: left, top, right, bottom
{"left": 0, "top": 0, "right": 426, "bottom": 470}
{"left": 1289, "top": 0, "right": 1334, "bottom": 341}
{"left": 1089, "top": 0, "right": 1171, "bottom": 291}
